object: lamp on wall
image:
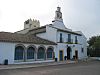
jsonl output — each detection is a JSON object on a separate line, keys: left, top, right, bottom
{"left": 66, "top": 45, "right": 68, "bottom": 47}
{"left": 73, "top": 45, "right": 75, "bottom": 47}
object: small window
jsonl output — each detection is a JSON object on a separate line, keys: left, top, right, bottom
{"left": 81, "top": 48, "right": 84, "bottom": 53}
{"left": 68, "top": 34, "right": 71, "bottom": 42}
{"left": 75, "top": 36, "right": 78, "bottom": 44}
{"left": 60, "top": 33, "right": 63, "bottom": 43}
{"left": 34, "top": 25, "right": 36, "bottom": 27}
{"left": 29, "top": 24, "right": 32, "bottom": 28}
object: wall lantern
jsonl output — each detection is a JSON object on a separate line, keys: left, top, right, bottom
{"left": 73, "top": 45, "right": 75, "bottom": 47}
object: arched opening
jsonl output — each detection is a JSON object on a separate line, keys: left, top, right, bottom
{"left": 37, "top": 47, "right": 45, "bottom": 59}
{"left": 47, "top": 47, "right": 54, "bottom": 59}
{"left": 67, "top": 47, "right": 71, "bottom": 60}
{"left": 14, "top": 46, "right": 24, "bottom": 60}
{"left": 27, "top": 47, "right": 35, "bottom": 59}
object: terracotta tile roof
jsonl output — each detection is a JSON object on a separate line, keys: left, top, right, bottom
{"left": 0, "top": 32, "right": 57, "bottom": 45}
{"left": 27, "top": 26, "right": 46, "bottom": 35}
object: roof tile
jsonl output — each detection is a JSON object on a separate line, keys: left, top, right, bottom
{"left": 0, "top": 32, "right": 56, "bottom": 45}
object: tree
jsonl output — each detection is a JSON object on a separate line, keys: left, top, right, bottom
{"left": 88, "top": 35, "right": 100, "bottom": 57}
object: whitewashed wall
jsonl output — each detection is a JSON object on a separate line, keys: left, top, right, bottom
{"left": 0, "top": 42, "right": 15, "bottom": 64}
{"left": 0, "top": 42, "right": 56, "bottom": 64}
{"left": 55, "top": 43, "right": 85, "bottom": 61}
{"left": 52, "top": 20, "right": 66, "bottom": 29}
{"left": 37, "top": 26, "right": 57, "bottom": 43}
{"left": 57, "top": 31, "right": 82, "bottom": 43}
{"left": 36, "top": 26, "right": 87, "bottom": 61}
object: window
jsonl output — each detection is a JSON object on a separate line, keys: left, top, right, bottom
{"left": 37, "top": 47, "right": 45, "bottom": 59}
{"left": 34, "top": 25, "right": 36, "bottom": 27}
{"left": 68, "top": 34, "right": 71, "bottom": 42}
{"left": 14, "top": 46, "right": 24, "bottom": 60}
{"left": 75, "top": 36, "right": 78, "bottom": 44}
{"left": 27, "top": 47, "right": 35, "bottom": 59}
{"left": 47, "top": 48, "right": 53, "bottom": 59}
{"left": 81, "top": 48, "right": 84, "bottom": 53}
{"left": 29, "top": 24, "right": 32, "bottom": 28}
{"left": 60, "top": 33, "right": 63, "bottom": 43}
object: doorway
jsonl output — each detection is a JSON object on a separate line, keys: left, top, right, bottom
{"left": 67, "top": 47, "right": 71, "bottom": 60}
{"left": 59, "top": 50, "right": 63, "bottom": 61}
{"left": 75, "top": 50, "right": 78, "bottom": 59}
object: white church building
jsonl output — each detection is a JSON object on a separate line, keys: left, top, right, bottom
{"left": 0, "top": 7, "right": 87, "bottom": 64}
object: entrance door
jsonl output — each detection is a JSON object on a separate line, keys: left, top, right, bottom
{"left": 59, "top": 50, "right": 63, "bottom": 61}
{"left": 67, "top": 47, "right": 71, "bottom": 60}
{"left": 75, "top": 50, "right": 78, "bottom": 59}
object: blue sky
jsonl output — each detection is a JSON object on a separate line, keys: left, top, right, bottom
{"left": 0, "top": 0, "right": 100, "bottom": 39}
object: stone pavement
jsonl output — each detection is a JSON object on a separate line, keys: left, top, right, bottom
{"left": 0, "top": 60, "right": 76, "bottom": 70}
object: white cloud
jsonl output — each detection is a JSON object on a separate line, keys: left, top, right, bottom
{"left": 0, "top": 0, "right": 56, "bottom": 32}
{"left": 0, "top": 0, "right": 100, "bottom": 39}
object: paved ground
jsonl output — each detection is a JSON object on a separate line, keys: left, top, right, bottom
{"left": 0, "top": 61, "right": 100, "bottom": 75}
{"left": 0, "top": 61, "right": 75, "bottom": 70}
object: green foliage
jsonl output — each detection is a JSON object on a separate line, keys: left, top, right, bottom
{"left": 88, "top": 36, "right": 95, "bottom": 46}
{"left": 65, "top": 42, "right": 73, "bottom": 44}
{"left": 88, "top": 35, "right": 100, "bottom": 57}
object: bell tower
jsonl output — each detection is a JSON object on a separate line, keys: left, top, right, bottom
{"left": 55, "top": 7, "right": 63, "bottom": 21}
{"left": 52, "top": 7, "right": 66, "bottom": 29}
{"left": 24, "top": 19, "right": 40, "bottom": 30}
